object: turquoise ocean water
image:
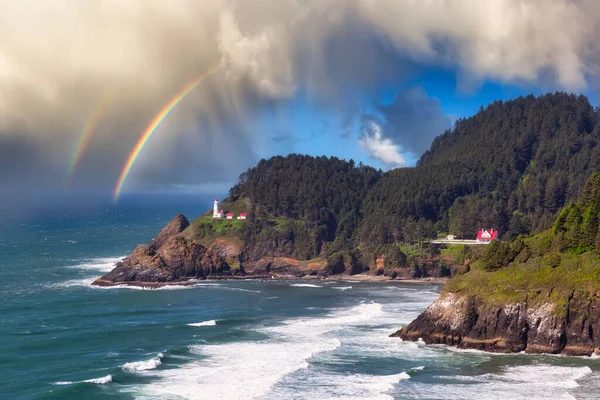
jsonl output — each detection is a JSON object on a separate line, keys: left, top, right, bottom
{"left": 2, "top": 195, "right": 600, "bottom": 399}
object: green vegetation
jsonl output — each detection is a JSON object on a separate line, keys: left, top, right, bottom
{"left": 360, "top": 93, "right": 600, "bottom": 243}
{"left": 189, "top": 93, "right": 600, "bottom": 275}
{"left": 446, "top": 173, "right": 600, "bottom": 307}
{"left": 183, "top": 217, "right": 244, "bottom": 240}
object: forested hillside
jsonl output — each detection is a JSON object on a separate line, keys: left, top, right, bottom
{"left": 360, "top": 92, "right": 600, "bottom": 245}
{"left": 220, "top": 93, "right": 600, "bottom": 265}
{"left": 227, "top": 154, "right": 380, "bottom": 258}
{"left": 394, "top": 173, "right": 600, "bottom": 356}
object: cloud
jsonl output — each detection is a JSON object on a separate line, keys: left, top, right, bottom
{"left": 358, "top": 121, "right": 406, "bottom": 167}
{"left": 357, "top": 0, "right": 600, "bottom": 90}
{"left": 2, "top": 0, "right": 600, "bottom": 196}
{"left": 376, "top": 86, "right": 452, "bottom": 155}
{"left": 218, "top": 11, "right": 296, "bottom": 99}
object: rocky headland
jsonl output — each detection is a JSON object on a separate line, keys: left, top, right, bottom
{"left": 92, "top": 212, "right": 453, "bottom": 288}
{"left": 392, "top": 290, "right": 600, "bottom": 356}
{"left": 93, "top": 214, "right": 336, "bottom": 287}
{"left": 393, "top": 174, "right": 600, "bottom": 357}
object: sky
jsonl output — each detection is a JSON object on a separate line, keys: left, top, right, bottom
{"left": 2, "top": 0, "right": 600, "bottom": 202}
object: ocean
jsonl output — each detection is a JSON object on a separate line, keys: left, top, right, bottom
{"left": 2, "top": 194, "right": 600, "bottom": 400}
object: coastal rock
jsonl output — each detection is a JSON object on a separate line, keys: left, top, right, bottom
{"left": 151, "top": 214, "right": 190, "bottom": 250}
{"left": 92, "top": 215, "right": 233, "bottom": 286}
{"left": 242, "top": 257, "right": 326, "bottom": 278}
{"left": 392, "top": 291, "right": 600, "bottom": 356}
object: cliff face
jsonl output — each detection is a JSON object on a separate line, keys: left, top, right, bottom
{"left": 393, "top": 289, "right": 600, "bottom": 356}
{"left": 394, "top": 173, "right": 600, "bottom": 356}
{"left": 93, "top": 215, "right": 236, "bottom": 286}
{"left": 151, "top": 213, "right": 189, "bottom": 249}
{"left": 93, "top": 214, "right": 336, "bottom": 286}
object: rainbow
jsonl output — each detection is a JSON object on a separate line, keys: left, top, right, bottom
{"left": 113, "top": 65, "right": 220, "bottom": 202}
{"left": 68, "top": 93, "right": 112, "bottom": 180}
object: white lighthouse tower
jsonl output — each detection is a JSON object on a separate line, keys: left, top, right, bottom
{"left": 212, "top": 198, "right": 223, "bottom": 218}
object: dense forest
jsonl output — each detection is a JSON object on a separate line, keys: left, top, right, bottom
{"left": 225, "top": 92, "right": 600, "bottom": 263}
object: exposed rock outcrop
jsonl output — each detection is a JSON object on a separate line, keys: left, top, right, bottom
{"left": 151, "top": 214, "right": 189, "bottom": 249}
{"left": 92, "top": 215, "right": 233, "bottom": 287}
{"left": 392, "top": 291, "right": 600, "bottom": 356}
{"left": 242, "top": 257, "right": 328, "bottom": 278}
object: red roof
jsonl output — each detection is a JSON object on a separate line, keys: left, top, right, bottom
{"left": 226, "top": 213, "right": 233, "bottom": 216}
{"left": 477, "top": 229, "right": 498, "bottom": 241}
{"left": 240, "top": 213, "right": 246, "bottom": 217}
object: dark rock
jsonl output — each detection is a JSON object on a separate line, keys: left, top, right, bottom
{"left": 92, "top": 223, "right": 230, "bottom": 286}
{"left": 151, "top": 214, "right": 190, "bottom": 250}
{"left": 392, "top": 291, "right": 600, "bottom": 356}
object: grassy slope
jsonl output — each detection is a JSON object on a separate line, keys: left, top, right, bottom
{"left": 445, "top": 231, "right": 600, "bottom": 313}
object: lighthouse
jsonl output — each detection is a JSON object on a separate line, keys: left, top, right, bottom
{"left": 212, "top": 198, "right": 223, "bottom": 218}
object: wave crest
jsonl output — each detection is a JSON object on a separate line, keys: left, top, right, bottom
{"left": 122, "top": 353, "right": 164, "bottom": 372}
{"left": 187, "top": 320, "right": 217, "bottom": 327}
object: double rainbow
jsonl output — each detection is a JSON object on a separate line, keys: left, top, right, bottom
{"left": 113, "top": 64, "right": 221, "bottom": 202}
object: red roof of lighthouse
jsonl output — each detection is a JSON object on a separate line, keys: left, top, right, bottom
{"left": 477, "top": 229, "right": 498, "bottom": 241}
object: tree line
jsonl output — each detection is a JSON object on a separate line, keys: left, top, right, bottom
{"left": 227, "top": 93, "right": 600, "bottom": 261}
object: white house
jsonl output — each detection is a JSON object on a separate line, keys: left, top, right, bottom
{"left": 446, "top": 234, "right": 455, "bottom": 240}
{"left": 226, "top": 213, "right": 234, "bottom": 220}
{"left": 476, "top": 229, "right": 498, "bottom": 244}
{"left": 237, "top": 213, "right": 247, "bottom": 220}
{"left": 212, "top": 198, "right": 224, "bottom": 218}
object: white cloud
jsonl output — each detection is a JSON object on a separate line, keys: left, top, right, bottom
{"left": 218, "top": 11, "right": 296, "bottom": 98}
{"left": 357, "top": 0, "right": 598, "bottom": 90}
{"left": 358, "top": 122, "right": 406, "bottom": 167}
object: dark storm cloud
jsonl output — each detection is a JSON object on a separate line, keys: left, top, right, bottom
{"left": 377, "top": 87, "right": 452, "bottom": 155}
{"left": 2, "top": 0, "right": 600, "bottom": 193}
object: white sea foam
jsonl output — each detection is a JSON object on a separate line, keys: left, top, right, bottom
{"left": 274, "top": 371, "right": 411, "bottom": 400}
{"left": 332, "top": 286, "right": 352, "bottom": 290}
{"left": 54, "top": 374, "right": 112, "bottom": 385}
{"left": 422, "top": 365, "right": 594, "bottom": 399}
{"left": 68, "top": 256, "right": 125, "bottom": 272}
{"left": 122, "top": 353, "right": 164, "bottom": 372}
{"left": 290, "top": 283, "right": 322, "bottom": 288}
{"left": 187, "top": 320, "right": 217, "bottom": 327}
{"left": 221, "top": 287, "right": 262, "bottom": 293}
{"left": 125, "top": 285, "right": 599, "bottom": 400}
{"left": 137, "top": 302, "right": 390, "bottom": 399}
{"left": 51, "top": 256, "right": 126, "bottom": 289}
{"left": 154, "top": 284, "right": 199, "bottom": 290}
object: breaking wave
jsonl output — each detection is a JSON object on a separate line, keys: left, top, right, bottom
{"left": 54, "top": 374, "right": 112, "bottom": 385}
{"left": 289, "top": 283, "right": 322, "bottom": 288}
{"left": 122, "top": 353, "right": 164, "bottom": 372}
{"left": 187, "top": 320, "right": 217, "bottom": 327}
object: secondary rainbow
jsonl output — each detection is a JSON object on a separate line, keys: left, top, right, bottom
{"left": 113, "top": 65, "right": 221, "bottom": 202}
{"left": 68, "top": 93, "right": 112, "bottom": 180}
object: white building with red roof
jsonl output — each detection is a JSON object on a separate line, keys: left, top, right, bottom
{"left": 237, "top": 213, "right": 247, "bottom": 220}
{"left": 226, "top": 213, "right": 234, "bottom": 219}
{"left": 476, "top": 229, "right": 498, "bottom": 243}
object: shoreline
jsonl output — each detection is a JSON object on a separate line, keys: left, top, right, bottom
{"left": 92, "top": 274, "right": 448, "bottom": 289}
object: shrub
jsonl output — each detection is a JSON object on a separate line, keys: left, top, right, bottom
{"left": 481, "top": 240, "right": 511, "bottom": 271}
{"left": 327, "top": 252, "right": 345, "bottom": 274}
{"left": 383, "top": 245, "right": 407, "bottom": 272}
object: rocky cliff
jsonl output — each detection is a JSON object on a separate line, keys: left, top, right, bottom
{"left": 92, "top": 214, "right": 337, "bottom": 286}
{"left": 93, "top": 215, "right": 238, "bottom": 287}
{"left": 393, "top": 174, "right": 600, "bottom": 356}
{"left": 392, "top": 290, "right": 600, "bottom": 356}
